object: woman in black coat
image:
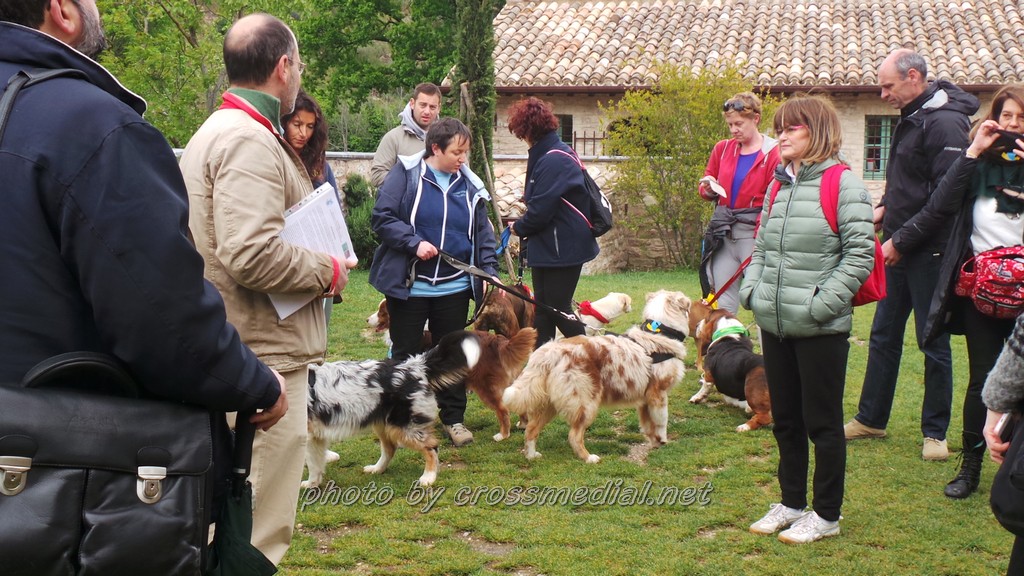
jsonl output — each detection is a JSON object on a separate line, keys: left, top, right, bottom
{"left": 916, "top": 85, "right": 1024, "bottom": 499}
{"left": 506, "top": 97, "right": 600, "bottom": 347}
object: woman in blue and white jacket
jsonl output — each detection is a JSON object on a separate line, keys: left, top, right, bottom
{"left": 369, "top": 117, "right": 499, "bottom": 446}
{"left": 740, "top": 95, "right": 875, "bottom": 544}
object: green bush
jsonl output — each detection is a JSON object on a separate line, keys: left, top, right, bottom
{"left": 342, "top": 174, "right": 377, "bottom": 269}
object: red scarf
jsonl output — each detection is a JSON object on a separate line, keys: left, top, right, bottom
{"left": 578, "top": 300, "right": 609, "bottom": 324}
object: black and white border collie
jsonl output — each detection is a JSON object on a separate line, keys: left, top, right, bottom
{"left": 303, "top": 331, "right": 481, "bottom": 488}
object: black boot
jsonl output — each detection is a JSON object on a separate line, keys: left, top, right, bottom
{"left": 944, "top": 433, "right": 984, "bottom": 499}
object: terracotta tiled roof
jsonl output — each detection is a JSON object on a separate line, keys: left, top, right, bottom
{"left": 494, "top": 0, "right": 1024, "bottom": 91}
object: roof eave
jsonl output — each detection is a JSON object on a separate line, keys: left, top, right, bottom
{"left": 497, "top": 83, "right": 1004, "bottom": 96}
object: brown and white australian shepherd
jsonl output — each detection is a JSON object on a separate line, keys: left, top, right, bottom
{"left": 467, "top": 328, "right": 537, "bottom": 441}
{"left": 689, "top": 308, "right": 772, "bottom": 432}
{"left": 302, "top": 331, "right": 481, "bottom": 488}
{"left": 502, "top": 290, "right": 690, "bottom": 463}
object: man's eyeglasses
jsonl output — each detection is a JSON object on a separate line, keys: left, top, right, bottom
{"left": 723, "top": 100, "right": 747, "bottom": 112}
{"left": 288, "top": 56, "right": 306, "bottom": 76}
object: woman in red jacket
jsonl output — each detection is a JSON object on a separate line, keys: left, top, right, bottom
{"left": 699, "top": 92, "right": 780, "bottom": 313}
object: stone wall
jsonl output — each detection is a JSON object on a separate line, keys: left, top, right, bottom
{"left": 328, "top": 152, "right": 653, "bottom": 273}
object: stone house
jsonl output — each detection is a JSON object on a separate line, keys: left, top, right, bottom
{"left": 336, "top": 0, "right": 1024, "bottom": 271}
{"left": 477, "top": 0, "right": 1024, "bottom": 270}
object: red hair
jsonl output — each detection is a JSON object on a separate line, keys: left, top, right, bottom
{"left": 507, "top": 97, "right": 560, "bottom": 143}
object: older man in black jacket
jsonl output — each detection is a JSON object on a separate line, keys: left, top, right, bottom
{"left": 845, "top": 49, "right": 979, "bottom": 461}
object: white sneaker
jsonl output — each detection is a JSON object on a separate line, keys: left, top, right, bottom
{"left": 778, "top": 511, "right": 840, "bottom": 544}
{"left": 749, "top": 503, "right": 807, "bottom": 535}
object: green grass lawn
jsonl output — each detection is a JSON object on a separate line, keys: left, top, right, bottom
{"left": 282, "top": 269, "right": 1008, "bottom": 575}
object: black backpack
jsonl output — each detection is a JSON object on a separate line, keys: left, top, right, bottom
{"left": 547, "top": 149, "right": 613, "bottom": 237}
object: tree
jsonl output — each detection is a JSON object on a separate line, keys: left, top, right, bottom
{"left": 602, "top": 65, "right": 775, "bottom": 268}
{"left": 98, "top": 0, "right": 460, "bottom": 150}
{"left": 453, "top": 0, "right": 498, "bottom": 177}
{"left": 99, "top": 0, "right": 239, "bottom": 146}
{"left": 298, "top": 0, "right": 459, "bottom": 148}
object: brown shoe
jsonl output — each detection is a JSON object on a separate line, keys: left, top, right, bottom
{"left": 844, "top": 419, "right": 887, "bottom": 440}
{"left": 444, "top": 423, "right": 474, "bottom": 447}
{"left": 923, "top": 438, "right": 949, "bottom": 461}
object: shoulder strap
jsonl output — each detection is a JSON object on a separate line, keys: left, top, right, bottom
{"left": 546, "top": 147, "right": 585, "bottom": 169}
{"left": 545, "top": 148, "right": 593, "bottom": 227}
{"left": 0, "top": 68, "right": 87, "bottom": 146}
{"left": 818, "top": 164, "right": 851, "bottom": 234}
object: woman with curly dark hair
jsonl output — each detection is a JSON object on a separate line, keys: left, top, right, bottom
{"left": 282, "top": 89, "right": 337, "bottom": 191}
{"left": 282, "top": 90, "right": 339, "bottom": 330}
{"left": 507, "top": 97, "right": 599, "bottom": 347}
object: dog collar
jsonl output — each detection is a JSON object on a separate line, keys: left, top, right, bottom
{"left": 642, "top": 320, "right": 687, "bottom": 342}
{"left": 711, "top": 325, "right": 749, "bottom": 342}
{"left": 578, "top": 300, "right": 610, "bottom": 324}
{"left": 649, "top": 352, "right": 676, "bottom": 364}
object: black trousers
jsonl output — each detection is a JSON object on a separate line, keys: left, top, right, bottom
{"left": 532, "top": 264, "right": 585, "bottom": 348}
{"left": 386, "top": 291, "right": 470, "bottom": 425}
{"left": 960, "top": 300, "right": 1017, "bottom": 453}
{"left": 761, "top": 330, "right": 849, "bottom": 522}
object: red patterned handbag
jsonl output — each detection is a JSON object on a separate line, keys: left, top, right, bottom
{"left": 955, "top": 245, "right": 1024, "bottom": 319}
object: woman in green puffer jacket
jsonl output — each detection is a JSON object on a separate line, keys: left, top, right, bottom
{"left": 740, "top": 95, "right": 876, "bottom": 544}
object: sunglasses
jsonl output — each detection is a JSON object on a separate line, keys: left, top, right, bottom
{"left": 723, "top": 101, "right": 748, "bottom": 112}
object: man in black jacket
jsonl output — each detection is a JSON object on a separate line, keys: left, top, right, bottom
{"left": 0, "top": 0, "right": 286, "bottom": 517}
{"left": 845, "top": 49, "right": 979, "bottom": 461}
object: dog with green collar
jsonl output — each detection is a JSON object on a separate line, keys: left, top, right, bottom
{"left": 690, "top": 308, "right": 772, "bottom": 432}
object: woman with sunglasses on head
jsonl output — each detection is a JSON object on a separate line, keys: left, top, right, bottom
{"left": 910, "top": 85, "right": 1024, "bottom": 500}
{"left": 740, "top": 95, "right": 875, "bottom": 544}
{"left": 699, "top": 92, "right": 780, "bottom": 313}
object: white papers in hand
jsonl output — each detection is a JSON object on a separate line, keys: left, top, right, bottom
{"left": 700, "top": 176, "right": 727, "bottom": 198}
{"left": 270, "top": 182, "right": 357, "bottom": 319}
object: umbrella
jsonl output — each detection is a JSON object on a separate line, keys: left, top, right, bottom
{"left": 207, "top": 411, "right": 276, "bottom": 576}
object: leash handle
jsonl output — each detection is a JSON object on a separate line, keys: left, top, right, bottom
{"left": 705, "top": 255, "right": 752, "bottom": 307}
{"left": 439, "top": 250, "right": 586, "bottom": 329}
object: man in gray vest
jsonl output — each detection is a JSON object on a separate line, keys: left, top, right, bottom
{"left": 369, "top": 82, "right": 441, "bottom": 187}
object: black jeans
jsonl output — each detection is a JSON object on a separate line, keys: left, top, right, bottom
{"left": 961, "top": 300, "right": 1017, "bottom": 453}
{"left": 531, "top": 264, "right": 586, "bottom": 348}
{"left": 386, "top": 291, "right": 470, "bottom": 425}
{"left": 1010, "top": 535, "right": 1024, "bottom": 575}
{"left": 761, "top": 330, "right": 849, "bottom": 522}
{"left": 855, "top": 251, "right": 954, "bottom": 439}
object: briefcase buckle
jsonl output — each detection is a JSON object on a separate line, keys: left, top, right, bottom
{"left": 0, "top": 456, "right": 32, "bottom": 496}
{"left": 137, "top": 466, "right": 167, "bottom": 504}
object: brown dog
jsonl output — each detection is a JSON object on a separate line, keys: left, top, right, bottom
{"left": 689, "top": 299, "right": 714, "bottom": 372}
{"left": 367, "top": 297, "right": 431, "bottom": 351}
{"left": 473, "top": 284, "right": 535, "bottom": 338}
{"left": 689, "top": 308, "right": 772, "bottom": 432}
{"left": 467, "top": 328, "right": 537, "bottom": 441}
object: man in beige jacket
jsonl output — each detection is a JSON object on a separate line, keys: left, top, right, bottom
{"left": 179, "top": 13, "right": 347, "bottom": 565}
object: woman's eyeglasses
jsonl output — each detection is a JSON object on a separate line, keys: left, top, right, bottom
{"left": 723, "top": 101, "right": 747, "bottom": 112}
{"left": 776, "top": 125, "right": 806, "bottom": 136}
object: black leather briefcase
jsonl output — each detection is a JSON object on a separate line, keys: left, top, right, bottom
{"left": 0, "top": 353, "right": 213, "bottom": 575}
